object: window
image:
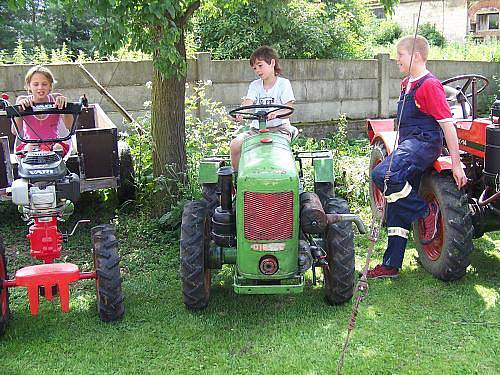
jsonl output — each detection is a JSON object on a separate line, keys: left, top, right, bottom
{"left": 477, "top": 12, "right": 499, "bottom": 31}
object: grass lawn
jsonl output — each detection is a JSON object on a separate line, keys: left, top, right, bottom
{"left": 0, "top": 195, "right": 498, "bottom": 375}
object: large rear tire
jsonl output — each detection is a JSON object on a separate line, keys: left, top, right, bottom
{"left": 413, "top": 172, "right": 474, "bottom": 281}
{"left": 0, "top": 238, "right": 9, "bottom": 336}
{"left": 92, "top": 225, "right": 125, "bottom": 322}
{"left": 180, "top": 201, "right": 211, "bottom": 310}
{"left": 322, "top": 197, "right": 355, "bottom": 305}
{"left": 368, "top": 141, "right": 387, "bottom": 222}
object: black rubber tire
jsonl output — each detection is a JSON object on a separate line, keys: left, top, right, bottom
{"left": 322, "top": 197, "right": 355, "bottom": 305}
{"left": 315, "top": 182, "right": 335, "bottom": 207}
{"left": 368, "top": 141, "right": 388, "bottom": 222}
{"left": 202, "top": 183, "right": 219, "bottom": 216}
{"left": 92, "top": 225, "right": 125, "bottom": 322}
{"left": 117, "top": 141, "right": 136, "bottom": 204}
{"left": 0, "top": 238, "right": 9, "bottom": 336}
{"left": 413, "top": 172, "right": 474, "bottom": 281}
{"left": 180, "top": 200, "right": 211, "bottom": 310}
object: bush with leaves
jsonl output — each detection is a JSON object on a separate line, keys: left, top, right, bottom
{"left": 374, "top": 20, "right": 403, "bottom": 45}
{"left": 192, "top": 0, "right": 376, "bottom": 60}
{"left": 419, "top": 23, "right": 446, "bottom": 47}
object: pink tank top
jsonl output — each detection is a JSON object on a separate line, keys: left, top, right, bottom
{"left": 22, "top": 94, "right": 61, "bottom": 140}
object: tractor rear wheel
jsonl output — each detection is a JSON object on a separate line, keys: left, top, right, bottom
{"left": 0, "top": 238, "right": 9, "bottom": 336}
{"left": 369, "top": 141, "right": 387, "bottom": 222}
{"left": 180, "top": 201, "right": 211, "bottom": 310}
{"left": 92, "top": 225, "right": 125, "bottom": 322}
{"left": 413, "top": 172, "right": 473, "bottom": 281}
{"left": 117, "top": 141, "right": 136, "bottom": 204}
{"left": 322, "top": 197, "right": 355, "bottom": 305}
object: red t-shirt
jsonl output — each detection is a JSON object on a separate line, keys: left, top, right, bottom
{"left": 401, "top": 73, "right": 453, "bottom": 123}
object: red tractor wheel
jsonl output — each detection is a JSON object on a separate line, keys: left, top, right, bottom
{"left": 0, "top": 238, "right": 9, "bottom": 336}
{"left": 368, "top": 141, "right": 387, "bottom": 222}
{"left": 413, "top": 172, "right": 474, "bottom": 281}
{"left": 180, "top": 201, "right": 211, "bottom": 310}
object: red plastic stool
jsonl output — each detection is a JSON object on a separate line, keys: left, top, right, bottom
{"left": 14, "top": 263, "right": 80, "bottom": 315}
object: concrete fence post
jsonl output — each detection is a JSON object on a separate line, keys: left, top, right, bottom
{"left": 377, "top": 53, "right": 390, "bottom": 118}
{"left": 195, "top": 52, "right": 212, "bottom": 121}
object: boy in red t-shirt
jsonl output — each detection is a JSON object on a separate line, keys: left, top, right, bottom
{"left": 368, "top": 35, "right": 467, "bottom": 278}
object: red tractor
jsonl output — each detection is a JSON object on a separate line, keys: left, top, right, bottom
{"left": 367, "top": 74, "right": 499, "bottom": 280}
{"left": 0, "top": 97, "right": 125, "bottom": 336}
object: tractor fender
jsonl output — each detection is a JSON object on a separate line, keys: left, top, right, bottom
{"left": 366, "top": 119, "right": 397, "bottom": 154}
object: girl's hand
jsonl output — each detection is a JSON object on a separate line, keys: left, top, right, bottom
{"left": 17, "top": 97, "right": 33, "bottom": 111}
{"left": 54, "top": 95, "right": 67, "bottom": 109}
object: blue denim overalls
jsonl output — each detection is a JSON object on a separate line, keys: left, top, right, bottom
{"left": 371, "top": 74, "right": 443, "bottom": 268}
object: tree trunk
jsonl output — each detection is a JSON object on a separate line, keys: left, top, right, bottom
{"left": 150, "top": 36, "right": 187, "bottom": 214}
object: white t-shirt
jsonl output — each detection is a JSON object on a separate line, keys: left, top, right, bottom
{"left": 244, "top": 76, "right": 295, "bottom": 128}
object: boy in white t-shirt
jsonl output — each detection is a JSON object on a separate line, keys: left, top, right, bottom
{"left": 230, "top": 46, "right": 296, "bottom": 169}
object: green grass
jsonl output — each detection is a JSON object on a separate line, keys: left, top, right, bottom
{"left": 0, "top": 194, "right": 498, "bottom": 375}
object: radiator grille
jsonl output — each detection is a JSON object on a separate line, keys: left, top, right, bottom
{"left": 244, "top": 191, "right": 294, "bottom": 241}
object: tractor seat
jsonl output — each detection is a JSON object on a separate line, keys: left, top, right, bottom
{"left": 14, "top": 263, "right": 80, "bottom": 315}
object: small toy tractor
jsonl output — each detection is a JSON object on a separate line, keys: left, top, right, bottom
{"left": 367, "top": 74, "right": 499, "bottom": 281}
{"left": 0, "top": 99, "right": 124, "bottom": 336}
{"left": 180, "top": 104, "right": 366, "bottom": 310}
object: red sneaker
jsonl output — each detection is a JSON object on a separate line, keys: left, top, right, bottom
{"left": 366, "top": 264, "right": 399, "bottom": 279}
{"left": 419, "top": 201, "right": 440, "bottom": 244}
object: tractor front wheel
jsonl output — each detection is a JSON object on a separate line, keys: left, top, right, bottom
{"left": 180, "top": 201, "right": 211, "bottom": 310}
{"left": 413, "top": 172, "right": 473, "bottom": 281}
{"left": 92, "top": 225, "right": 125, "bottom": 322}
{"left": 0, "top": 237, "right": 9, "bottom": 336}
{"left": 322, "top": 197, "right": 355, "bottom": 305}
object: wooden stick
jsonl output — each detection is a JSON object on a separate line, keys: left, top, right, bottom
{"left": 77, "top": 63, "right": 134, "bottom": 123}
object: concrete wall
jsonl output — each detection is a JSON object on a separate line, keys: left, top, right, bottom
{"left": 1, "top": 54, "right": 499, "bottom": 135}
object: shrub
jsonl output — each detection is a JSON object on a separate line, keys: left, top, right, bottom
{"left": 419, "top": 22, "right": 446, "bottom": 47}
{"left": 374, "top": 20, "right": 403, "bottom": 45}
{"left": 192, "top": 0, "right": 376, "bottom": 60}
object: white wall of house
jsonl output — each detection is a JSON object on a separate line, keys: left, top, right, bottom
{"left": 389, "top": 0, "right": 468, "bottom": 41}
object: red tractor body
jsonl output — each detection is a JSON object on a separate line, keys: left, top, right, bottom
{"left": 367, "top": 75, "right": 499, "bottom": 280}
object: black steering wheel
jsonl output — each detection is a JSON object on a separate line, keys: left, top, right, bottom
{"left": 441, "top": 74, "right": 489, "bottom": 119}
{"left": 229, "top": 104, "right": 294, "bottom": 122}
{"left": 441, "top": 74, "right": 489, "bottom": 99}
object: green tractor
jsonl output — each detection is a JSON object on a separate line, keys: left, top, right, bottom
{"left": 180, "top": 104, "right": 366, "bottom": 310}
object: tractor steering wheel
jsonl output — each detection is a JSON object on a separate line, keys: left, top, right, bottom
{"left": 229, "top": 104, "right": 294, "bottom": 122}
{"left": 441, "top": 74, "right": 489, "bottom": 119}
{"left": 441, "top": 74, "right": 489, "bottom": 99}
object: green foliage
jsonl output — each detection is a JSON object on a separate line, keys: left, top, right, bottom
{"left": 419, "top": 22, "right": 446, "bottom": 47}
{"left": 373, "top": 38, "right": 500, "bottom": 62}
{"left": 293, "top": 115, "right": 370, "bottom": 209}
{"left": 193, "top": 0, "right": 376, "bottom": 60}
{"left": 374, "top": 19, "right": 403, "bottom": 45}
{"left": 1, "top": 0, "right": 100, "bottom": 56}
{"left": 12, "top": 39, "right": 26, "bottom": 64}
{"left": 126, "top": 81, "right": 234, "bottom": 209}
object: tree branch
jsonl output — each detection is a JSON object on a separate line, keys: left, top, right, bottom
{"left": 177, "top": 0, "right": 200, "bottom": 26}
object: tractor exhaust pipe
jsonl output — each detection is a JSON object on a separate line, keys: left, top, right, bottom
{"left": 326, "top": 213, "right": 366, "bottom": 234}
{"left": 300, "top": 192, "right": 366, "bottom": 234}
